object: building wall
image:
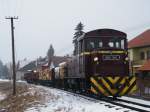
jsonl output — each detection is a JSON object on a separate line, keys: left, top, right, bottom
{"left": 129, "top": 46, "right": 150, "bottom": 61}
{"left": 128, "top": 46, "right": 150, "bottom": 75}
{"left": 16, "top": 71, "right": 25, "bottom": 80}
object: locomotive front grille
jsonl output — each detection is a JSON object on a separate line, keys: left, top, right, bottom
{"left": 90, "top": 76, "right": 137, "bottom": 97}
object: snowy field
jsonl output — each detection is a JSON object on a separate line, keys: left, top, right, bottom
{"left": 1, "top": 79, "right": 149, "bottom": 112}
{"left": 25, "top": 86, "right": 134, "bottom": 112}
{"left": 0, "top": 92, "right": 6, "bottom": 101}
{"left": 24, "top": 85, "right": 140, "bottom": 112}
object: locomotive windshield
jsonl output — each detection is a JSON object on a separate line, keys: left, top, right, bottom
{"left": 85, "top": 37, "right": 125, "bottom": 50}
{"left": 86, "top": 40, "right": 103, "bottom": 49}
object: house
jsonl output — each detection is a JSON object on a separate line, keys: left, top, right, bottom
{"left": 128, "top": 29, "right": 150, "bottom": 75}
{"left": 128, "top": 29, "right": 150, "bottom": 99}
{"left": 17, "top": 61, "right": 37, "bottom": 80}
{"left": 17, "top": 57, "right": 48, "bottom": 80}
{"left": 49, "top": 56, "right": 71, "bottom": 67}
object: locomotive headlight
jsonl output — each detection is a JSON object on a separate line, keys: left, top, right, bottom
{"left": 94, "top": 57, "right": 98, "bottom": 61}
{"left": 125, "top": 57, "right": 129, "bottom": 61}
{"left": 33, "top": 70, "right": 37, "bottom": 73}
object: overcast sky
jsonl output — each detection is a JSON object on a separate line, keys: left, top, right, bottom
{"left": 0, "top": 0, "right": 150, "bottom": 63}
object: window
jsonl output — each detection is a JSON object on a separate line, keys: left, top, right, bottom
{"left": 140, "top": 52, "right": 145, "bottom": 60}
{"left": 147, "top": 72, "right": 150, "bottom": 77}
{"left": 98, "top": 41, "right": 103, "bottom": 47}
{"left": 108, "top": 42, "right": 114, "bottom": 47}
{"left": 86, "top": 39, "right": 104, "bottom": 50}
{"left": 79, "top": 40, "right": 84, "bottom": 53}
{"left": 79, "top": 56, "right": 83, "bottom": 73}
{"left": 90, "top": 42, "right": 94, "bottom": 48}
{"left": 87, "top": 41, "right": 95, "bottom": 50}
{"left": 147, "top": 51, "right": 150, "bottom": 59}
{"left": 116, "top": 42, "right": 119, "bottom": 48}
{"left": 107, "top": 38, "right": 125, "bottom": 49}
{"left": 85, "top": 38, "right": 126, "bottom": 50}
{"left": 121, "top": 39, "right": 125, "bottom": 49}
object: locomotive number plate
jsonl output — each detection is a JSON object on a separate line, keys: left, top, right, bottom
{"left": 103, "top": 55, "right": 120, "bottom": 60}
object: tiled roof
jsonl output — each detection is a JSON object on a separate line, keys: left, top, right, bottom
{"left": 19, "top": 57, "right": 48, "bottom": 72}
{"left": 19, "top": 56, "right": 71, "bottom": 71}
{"left": 138, "top": 60, "right": 150, "bottom": 71}
{"left": 19, "top": 61, "right": 37, "bottom": 72}
{"left": 128, "top": 29, "right": 150, "bottom": 48}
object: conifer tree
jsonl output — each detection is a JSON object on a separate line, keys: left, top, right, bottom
{"left": 73, "top": 22, "right": 84, "bottom": 43}
{"left": 47, "top": 44, "right": 55, "bottom": 65}
{"left": 73, "top": 22, "right": 84, "bottom": 55}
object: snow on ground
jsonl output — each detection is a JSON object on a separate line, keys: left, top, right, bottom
{"left": 0, "top": 79, "right": 10, "bottom": 82}
{"left": 25, "top": 86, "right": 135, "bottom": 112}
{"left": 0, "top": 79, "right": 26, "bottom": 83}
{"left": 0, "top": 81, "right": 45, "bottom": 112}
{"left": 17, "top": 80, "right": 27, "bottom": 83}
{"left": 0, "top": 80, "right": 140, "bottom": 112}
{"left": 0, "top": 92, "right": 6, "bottom": 101}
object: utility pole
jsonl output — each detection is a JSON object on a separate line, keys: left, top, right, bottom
{"left": 6, "top": 16, "right": 18, "bottom": 95}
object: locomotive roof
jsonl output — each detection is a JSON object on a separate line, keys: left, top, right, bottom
{"left": 78, "top": 29, "right": 127, "bottom": 41}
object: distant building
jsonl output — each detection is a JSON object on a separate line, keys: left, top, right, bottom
{"left": 17, "top": 60, "right": 37, "bottom": 80}
{"left": 128, "top": 29, "right": 150, "bottom": 99}
{"left": 49, "top": 56, "right": 71, "bottom": 68}
{"left": 17, "top": 56, "right": 71, "bottom": 80}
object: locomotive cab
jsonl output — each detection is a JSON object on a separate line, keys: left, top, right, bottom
{"left": 77, "top": 29, "right": 129, "bottom": 77}
{"left": 85, "top": 37, "right": 129, "bottom": 76}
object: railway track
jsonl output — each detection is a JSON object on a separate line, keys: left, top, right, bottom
{"left": 117, "top": 98, "right": 150, "bottom": 108}
{"left": 99, "top": 97, "right": 150, "bottom": 112}
{"left": 52, "top": 88, "right": 150, "bottom": 112}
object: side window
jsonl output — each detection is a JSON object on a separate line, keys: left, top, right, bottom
{"left": 79, "top": 41, "right": 83, "bottom": 53}
{"left": 140, "top": 52, "right": 145, "bottom": 60}
{"left": 78, "top": 42, "right": 81, "bottom": 53}
{"left": 121, "top": 39, "right": 125, "bottom": 49}
{"left": 147, "top": 51, "right": 150, "bottom": 59}
{"left": 87, "top": 41, "right": 95, "bottom": 49}
{"left": 79, "top": 56, "right": 83, "bottom": 73}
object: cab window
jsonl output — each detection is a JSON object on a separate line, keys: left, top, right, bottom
{"left": 116, "top": 42, "right": 119, "bottom": 48}
{"left": 86, "top": 39, "right": 103, "bottom": 50}
{"left": 108, "top": 42, "right": 114, "bottom": 47}
{"left": 88, "top": 41, "right": 95, "bottom": 49}
{"left": 108, "top": 38, "right": 125, "bottom": 49}
{"left": 121, "top": 39, "right": 125, "bottom": 49}
{"left": 98, "top": 41, "right": 103, "bottom": 48}
{"left": 85, "top": 37, "right": 126, "bottom": 50}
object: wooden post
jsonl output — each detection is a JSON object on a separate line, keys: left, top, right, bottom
{"left": 6, "top": 16, "right": 18, "bottom": 95}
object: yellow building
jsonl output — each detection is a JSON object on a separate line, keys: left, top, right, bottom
{"left": 128, "top": 29, "right": 150, "bottom": 75}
